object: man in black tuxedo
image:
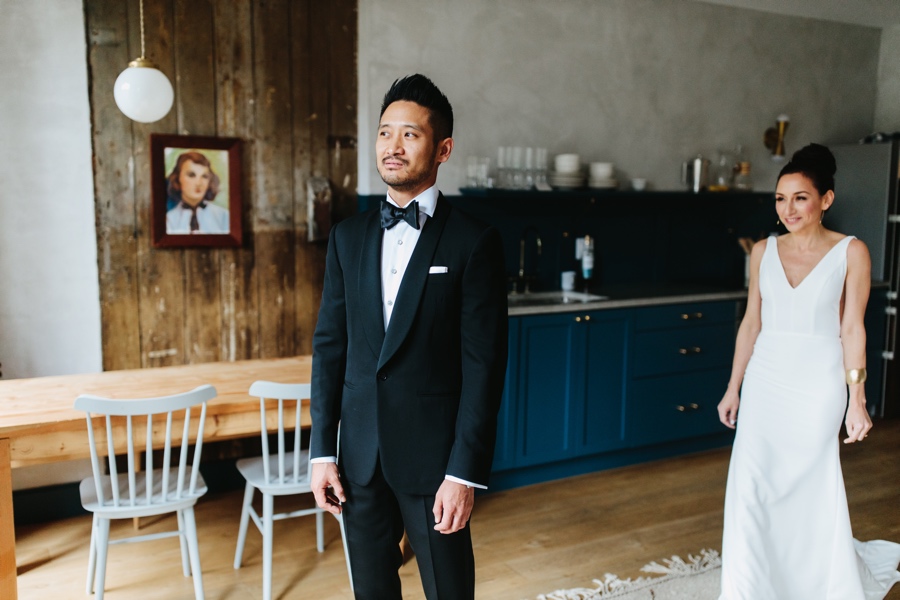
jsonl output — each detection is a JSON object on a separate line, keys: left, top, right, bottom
{"left": 309, "top": 74, "right": 508, "bottom": 599}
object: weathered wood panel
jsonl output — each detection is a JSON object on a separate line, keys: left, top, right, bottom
{"left": 86, "top": 0, "right": 358, "bottom": 370}
{"left": 253, "top": 0, "right": 298, "bottom": 359}
{"left": 214, "top": 0, "right": 259, "bottom": 362}
{"left": 129, "top": 0, "right": 188, "bottom": 369}
{"left": 86, "top": 0, "right": 143, "bottom": 371}
{"left": 175, "top": 0, "right": 222, "bottom": 365}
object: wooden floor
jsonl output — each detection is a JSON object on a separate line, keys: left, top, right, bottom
{"left": 17, "top": 419, "right": 900, "bottom": 599}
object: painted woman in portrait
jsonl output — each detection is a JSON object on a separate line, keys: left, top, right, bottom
{"left": 165, "top": 151, "right": 230, "bottom": 234}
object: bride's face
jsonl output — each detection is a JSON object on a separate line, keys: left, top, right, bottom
{"left": 774, "top": 173, "right": 833, "bottom": 232}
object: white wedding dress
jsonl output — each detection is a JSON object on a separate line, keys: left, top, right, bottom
{"left": 719, "top": 235, "right": 900, "bottom": 600}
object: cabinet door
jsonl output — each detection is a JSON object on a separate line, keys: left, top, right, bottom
{"left": 627, "top": 368, "right": 731, "bottom": 445}
{"left": 516, "top": 313, "right": 582, "bottom": 467}
{"left": 575, "top": 311, "right": 629, "bottom": 454}
{"left": 492, "top": 319, "right": 519, "bottom": 471}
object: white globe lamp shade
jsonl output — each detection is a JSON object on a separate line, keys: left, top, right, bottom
{"left": 113, "top": 59, "right": 174, "bottom": 123}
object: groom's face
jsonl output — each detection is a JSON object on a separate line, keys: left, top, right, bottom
{"left": 376, "top": 100, "right": 449, "bottom": 195}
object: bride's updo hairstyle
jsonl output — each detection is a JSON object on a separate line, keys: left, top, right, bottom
{"left": 777, "top": 143, "right": 837, "bottom": 196}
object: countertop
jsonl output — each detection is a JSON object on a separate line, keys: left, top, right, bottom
{"left": 507, "top": 283, "right": 748, "bottom": 316}
{"left": 507, "top": 280, "right": 892, "bottom": 317}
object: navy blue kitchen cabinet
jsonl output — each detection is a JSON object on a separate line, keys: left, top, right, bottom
{"left": 490, "top": 299, "right": 740, "bottom": 490}
{"left": 491, "top": 322, "right": 519, "bottom": 471}
{"left": 509, "top": 309, "right": 630, "bottom": 468}
{"left": 626, "top": 301, "right": 739, "bottom": 446}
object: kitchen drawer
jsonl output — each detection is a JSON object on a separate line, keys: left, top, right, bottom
{"left": 627, "top": 368, "right": 730, "bottom": 445}
{"left": 634, "top": 301, "right": 737, "bottom": 332}
{"left": 632, "top": 323, "right": 733, "bottom": 378}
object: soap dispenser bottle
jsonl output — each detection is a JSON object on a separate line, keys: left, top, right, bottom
{"left": 581, "top": 235, "right": 595, "bottom": 290}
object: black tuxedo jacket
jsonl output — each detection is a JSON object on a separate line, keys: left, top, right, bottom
{"left": 310, "top": 195, "right": 508, "bottom": 495}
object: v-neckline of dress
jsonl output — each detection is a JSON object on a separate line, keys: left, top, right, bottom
{"left": 773, "top": 235, "right": 848, "bottom": 290}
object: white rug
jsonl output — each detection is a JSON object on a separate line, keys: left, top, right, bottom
{"left": 537, "top": 549, "right": 721, "bottom": 600}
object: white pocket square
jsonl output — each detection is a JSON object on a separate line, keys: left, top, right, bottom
{"left": 429, "top": 266, "right": 449, "bottom": 274}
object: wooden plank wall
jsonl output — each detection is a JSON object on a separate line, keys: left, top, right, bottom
{"left": 84, "top": 0, "right": 358, "bottom": 371}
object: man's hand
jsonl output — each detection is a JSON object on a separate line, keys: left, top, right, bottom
{"left": 311, "top": 462, "right": 345, "bottom": 515}
{"left": 432, "top": 479, "right": 474, "bottom": 534}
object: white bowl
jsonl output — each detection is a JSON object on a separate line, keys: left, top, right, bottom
{"left": 555, "top": 154, "right": 581, "bottom": 173}
{"left": 590, "top": 162, "right": 614, "bottom": 179}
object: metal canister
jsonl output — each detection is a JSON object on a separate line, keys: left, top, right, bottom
{"left": 682, "top": 155, "right": 710, "bottom": 193}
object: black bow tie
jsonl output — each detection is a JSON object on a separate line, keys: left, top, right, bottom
{"left": 180, "top": 201, "right": 208, "bottom": 232}
{"left": 380, "top": 199, "right": 420, "bottom": 230}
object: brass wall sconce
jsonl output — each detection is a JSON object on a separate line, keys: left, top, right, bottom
{"left": 764, "top": 114, "right": 790, "bottom": 162}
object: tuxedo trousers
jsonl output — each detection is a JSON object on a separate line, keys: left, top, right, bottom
{"left": 340, "top": 457, "right": 475, "bottom": 600}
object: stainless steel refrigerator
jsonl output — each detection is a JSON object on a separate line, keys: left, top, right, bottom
{"left": 830, "top": 139, "right": 900, "bottom": 417}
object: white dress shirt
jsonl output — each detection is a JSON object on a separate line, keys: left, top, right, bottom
{"left": 166, "top": 202, "right": 230, "bottom": 234}
{"left": 312, "top": 185, "right": 485, "bottom": 489}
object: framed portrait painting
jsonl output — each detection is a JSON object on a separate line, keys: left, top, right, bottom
{"left": 150, "top": 134, "right": 243, "bottom": 248}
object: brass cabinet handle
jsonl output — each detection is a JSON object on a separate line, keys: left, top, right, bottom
{"left": 677, "top": 347, "right": 702, "bottom": 355}
{"left": 574, "top": 315, "right": 592, "bottom": 323}
{"left": 584, "top": 315, "right": 591, "bottom": 321}
{"left": 676, "top": 403, "right": 701, "bottom": 412}
{"left": 679, "top": 312, "right": 704, "bottom": 320}
{"left": 575, "top": 316, "right": 581, "bottom": 322}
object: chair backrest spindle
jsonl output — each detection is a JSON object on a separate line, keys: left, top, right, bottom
{"left": 145, "top": 414, "right": 154, "bottom": 505}
{"left": 176, "top": 406, "right": 191, "bottom": 499}
{"left": 277, "top": 398, "right": 286, "bottom": 484}
{"left": 260, "top": 398, "right": 270, "bottom": 483}
{"left": 293, "top": 397, "right": 302, "bottom": 484}
{"left": 189, "top": 402, "right": 207, "bottom": 495}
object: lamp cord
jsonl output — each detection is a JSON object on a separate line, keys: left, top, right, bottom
{"left": 139, "top": 0, "right": 146, "bottom": 59}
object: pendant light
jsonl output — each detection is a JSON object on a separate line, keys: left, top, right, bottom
{"left": 113, "top": 0, "right": 174, "bottom": 123}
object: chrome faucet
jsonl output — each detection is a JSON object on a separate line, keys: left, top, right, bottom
{"left": 513, "top": 227, "right": 542, "bottom": 294}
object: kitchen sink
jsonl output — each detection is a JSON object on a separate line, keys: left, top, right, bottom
{"left": 506, "top": 290, "right": 609, "bottom": 306}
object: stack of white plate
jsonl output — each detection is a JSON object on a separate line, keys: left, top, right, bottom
{"left": 550, "top": 154, "right": 585, "bottom": 189}
{"left": 549, "top": 171, "right": 586, "bottom": 189}
{"left": 588, "top": 177, "right": 618, "bottom": 189}
{"left": 588, "top": 162, "right": 618, "bottom": 189}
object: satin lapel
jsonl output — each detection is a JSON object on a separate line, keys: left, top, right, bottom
{"left": 359, "top": 212, "right": 386, "bottom": 358}
{"left": 378, "top": 196, "right": 451, "bottom": 370}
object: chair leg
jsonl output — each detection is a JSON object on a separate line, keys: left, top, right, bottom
{"left": 177, "top": 509, "right": 191, "bottom": 577}
{"left": 182, "top": 507, "right": 206, "bottom": 600}
{"left": 262, "top": 492, "right": 274, "bottom": 600}
{"left": 94, "top": 517, "right": 111, "bottom": 600}
{"left": 315, "top": 510, "right": 324, "bottom": 552}
{"left": 86, "top": 513, "right": 98, "bottom": 595}
{"left": 233, "top": 481, "right": 255, "bottom": 569}
{"left": 336, "top": 513, "right": 353, "bottom": 593}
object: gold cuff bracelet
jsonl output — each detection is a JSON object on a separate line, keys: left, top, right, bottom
{"left": 846, "top": 368, "right": 867, "bottom": 385}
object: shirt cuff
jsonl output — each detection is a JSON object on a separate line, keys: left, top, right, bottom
{"left": 445, "top": 474, "right": 487, "bottom": 490}
{"left": 310, "top": 456, "right": 337, "bottom": 463}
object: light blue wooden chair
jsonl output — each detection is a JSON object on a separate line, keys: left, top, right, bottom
{"left": 233, "top": 380, "right": 352, "bottom": 600}
{"left": 75, "top": 384, "right": 216, "bottom": 600}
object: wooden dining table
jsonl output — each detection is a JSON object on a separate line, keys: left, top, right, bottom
{"left": 0, "top": 355, "right": 313, "bottom": 599}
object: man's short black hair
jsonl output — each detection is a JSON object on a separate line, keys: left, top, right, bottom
{"left": 380, "top": 74, "right": 453, "bottom": 142}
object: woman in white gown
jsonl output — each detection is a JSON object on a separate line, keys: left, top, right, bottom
{"left": 717, "top": 144, "right": 900, "bottom": 599}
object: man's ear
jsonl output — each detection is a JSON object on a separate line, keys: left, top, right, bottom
{"left": 436, "top": 138, "right": 453, "bottom": 164}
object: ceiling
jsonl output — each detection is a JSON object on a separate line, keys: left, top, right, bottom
{"left": 693, "top": 0, "right": 900, "bottom": 29}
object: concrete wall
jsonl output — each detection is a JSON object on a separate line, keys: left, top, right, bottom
{"left": 875, "top": 25, "right": 900, "bottom": 131}
{"left": 358, "top": 0, "right": 881, "bottom": 195}
{"left": 0, "top": 1, "right": 102, "bottom": 381}
{"left": 1, "top": 0, "right": 100, "bottom": 489}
